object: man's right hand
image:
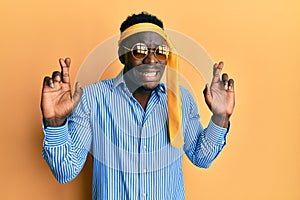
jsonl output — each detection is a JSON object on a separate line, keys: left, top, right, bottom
{"left": 41, "top": 58, "right": 82, "bottom": 127}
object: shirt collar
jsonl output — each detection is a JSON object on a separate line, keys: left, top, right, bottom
{"left": 112, "top": 70, "right": 125, "bottom": 89}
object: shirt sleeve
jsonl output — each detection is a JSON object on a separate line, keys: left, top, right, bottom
{"left": 182, "top": 88, "right": 229, "bottom": 168}
{"left": 42, "top": 89, "right": 92, "bottom": 184}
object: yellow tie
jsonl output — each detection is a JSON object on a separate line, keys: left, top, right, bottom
{"left": 166, "top": 51, "right": 184, "bottom": 149}
{"left": 119, "top": 23, "right": 184, "bottom": 149}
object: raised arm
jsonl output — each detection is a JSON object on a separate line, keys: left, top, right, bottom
{"left": 41, "top": 58, "right": 91, "bottom": 184}
{"left": 184, "top": 62, "right": 235, "bottom": 168}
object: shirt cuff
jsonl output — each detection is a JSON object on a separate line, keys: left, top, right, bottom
{"left": 43, "top": 119, "right": 69, "bottom": 147}
{"left": 206, "top": 119, "right": 229, "bottom": 145}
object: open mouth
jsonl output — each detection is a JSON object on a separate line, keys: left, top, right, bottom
{"left": 135, "top": 65, "right": 164, "bottom": 79}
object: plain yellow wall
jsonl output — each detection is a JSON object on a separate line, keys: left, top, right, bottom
{"left": 1, "top": 0, "right": 299, "bottom": 199}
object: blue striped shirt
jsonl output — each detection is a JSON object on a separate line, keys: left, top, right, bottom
{"left": 42, "top": 72, "right": 228, "bottom": 200}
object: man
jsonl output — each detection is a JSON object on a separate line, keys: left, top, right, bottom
{"left": 41, "top": 12, "right": 235, "bottom": 199}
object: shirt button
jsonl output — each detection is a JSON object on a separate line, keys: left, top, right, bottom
{"left": 143, "top": 145, "right": 147, "bottom": 149}
{"left": 143, "top": 193, "right": 147, "bottom": 197}
{"left": 44, "top": 141, "right": 48, "bottom": 145}
{"left": 143, "top": 168, "right": 147, "bottom": 173}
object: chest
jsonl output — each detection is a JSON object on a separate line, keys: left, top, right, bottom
{"left": 90, "top": 91, "right": 169, "bottom": 150}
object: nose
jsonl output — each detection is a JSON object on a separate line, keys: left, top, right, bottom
{"left": 143, "top": 49, "right": 158, "bottom": 64}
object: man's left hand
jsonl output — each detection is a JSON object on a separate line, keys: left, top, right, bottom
{"left": 203, "top": 61, "right": 235, "bottom": 128}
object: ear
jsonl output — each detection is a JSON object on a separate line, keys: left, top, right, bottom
{"left": 118, "top": 47, "right": 125, "bottom": 64}
{"left": 119, "top": 56, "right": 125, "bottom": 64}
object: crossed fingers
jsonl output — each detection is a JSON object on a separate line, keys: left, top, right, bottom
{"left": 43, "top": 58, "right": 71, "bottom": 89}
{"left": 212, "top": 61, "right": 234, "bottom": 92}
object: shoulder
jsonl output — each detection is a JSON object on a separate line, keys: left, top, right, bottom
{"left": 180, "top": 86, "right": 194, "bottom": 102}
{"left": 82, "top": 78, "right": 114, "bottom": 96}
{"left": 180, "top": 85, "right": 200, "bottom": 114}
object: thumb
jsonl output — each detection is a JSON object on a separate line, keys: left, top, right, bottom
{"left": 203, "top": 83, "right": 212, "bottom": 110}
{"left": 72, "top": 82, "right": 83, "bottom": 109}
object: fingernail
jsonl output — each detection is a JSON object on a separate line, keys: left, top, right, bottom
{"left": 77, "top": 82, "right": 82, "bottom": 89}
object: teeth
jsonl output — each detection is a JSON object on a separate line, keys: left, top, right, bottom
{"left": 141, "top": 72, "right": 157, "bottom": 77}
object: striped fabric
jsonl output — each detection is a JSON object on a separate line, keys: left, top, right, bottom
{"left": 42, "top": 72, "right": 228, "bottom": 200}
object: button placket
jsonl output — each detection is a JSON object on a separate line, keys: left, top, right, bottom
{"left": 140, "top": 140, "right": 148, "bottom": 199}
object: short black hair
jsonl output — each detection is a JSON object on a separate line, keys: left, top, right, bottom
{"left": 120, "top": 11, "right": 164, "bottom": 32}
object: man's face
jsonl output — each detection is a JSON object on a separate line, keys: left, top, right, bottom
{"left": 121, "top": 32, "right": 168, "bottom": 91}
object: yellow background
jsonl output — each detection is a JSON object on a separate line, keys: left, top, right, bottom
{"left": 1, "top": 0, "right": 299, "bottom": 199}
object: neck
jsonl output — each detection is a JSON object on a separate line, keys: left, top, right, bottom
{"left": 132, "top": 87, "right": 152, "bottom": 111}
{"left": 124, "top": 78, "right": 154, "bottom": 110}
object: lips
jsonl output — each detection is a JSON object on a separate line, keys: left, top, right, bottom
{"left": 138, "top": 71, "right": 159, "bottom": 77}
{"left": 135, "top": 66, "right": 163, "bottom": 81}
